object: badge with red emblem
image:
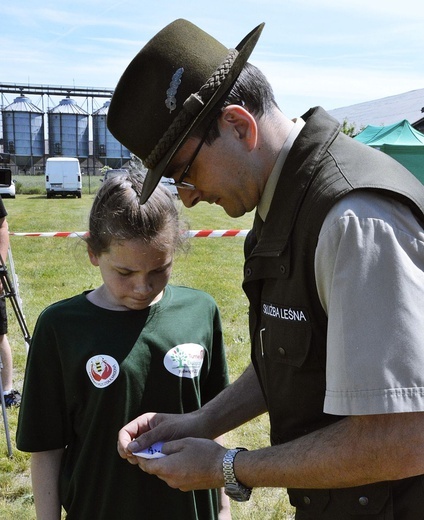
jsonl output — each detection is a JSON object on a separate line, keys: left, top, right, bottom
{"left": 86, "top": 355, "right": 120, "bottom": 388}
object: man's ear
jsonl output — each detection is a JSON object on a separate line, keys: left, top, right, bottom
{"left": 220, "top": 105, "right": 258, "bottom": 151}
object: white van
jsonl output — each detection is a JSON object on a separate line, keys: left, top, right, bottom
{"left": 45, "top": 157, "right": 82, "bottom": 198}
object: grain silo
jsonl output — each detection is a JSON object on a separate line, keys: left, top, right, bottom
{"left": 1, "top": 94, "right": 45, "bottom": 171}
{"left": 48, "top": 97, "right": 89, "bottom": 158}
{"left": 92, "top": 100, "right": 130, "bottom": 168}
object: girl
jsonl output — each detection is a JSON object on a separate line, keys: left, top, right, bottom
{"left": 17, "top": 172, "right": 231, "bottom": 519}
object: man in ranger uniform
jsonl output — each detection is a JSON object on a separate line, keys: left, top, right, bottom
{"left": 109, "top": 19, "right": 424, "bottom": 519}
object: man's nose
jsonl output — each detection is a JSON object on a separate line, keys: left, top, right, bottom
{"left": 177, "top": 188, "right": 201, "bottom": 208}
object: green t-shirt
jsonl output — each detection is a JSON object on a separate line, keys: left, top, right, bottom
{"left": 17, "top": 285, "right": 229, "bottom": 519}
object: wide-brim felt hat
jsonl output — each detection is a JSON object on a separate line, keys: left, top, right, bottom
{"left": 107, "top": 18, "right": 264, "bottom": 203}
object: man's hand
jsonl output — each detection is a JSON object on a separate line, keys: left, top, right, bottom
{"left": 134, "top": 437, "right": 226, "bottom": 491}
{"left": 118, "top": 410, "right": 209, "bottom": 464}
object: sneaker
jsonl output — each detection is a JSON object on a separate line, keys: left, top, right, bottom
{"left": 4, "top": 389, "right": 21, "bottom": 408}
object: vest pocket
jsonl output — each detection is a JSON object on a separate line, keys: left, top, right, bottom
{"left": 289, "top": 488, "right": 330, "bottom": 514}
{"left": 260, "top": 318, "right": 313, "bottom": 368}
{"left": 332, "top": 483, "right": 392, "bottom": 516}
{"left": 288, "top": 482, "right": 393, "bottom": 519}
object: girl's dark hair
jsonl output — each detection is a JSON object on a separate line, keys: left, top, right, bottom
{"left": 86, "top": 171, "right": 187, "bottom": 256}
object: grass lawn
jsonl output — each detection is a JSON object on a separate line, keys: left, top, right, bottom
{"left": 0, "top": 189, "right": 295, "bottom": 519}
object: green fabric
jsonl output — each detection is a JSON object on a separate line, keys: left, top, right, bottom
{"left": 354, "top": 120, "right": 424, "bottom": 184}
{"left": 379, "top": 145, "right": 424, "bottom": 184}
{"left": 17, "top": 285, "right": 228, "bottom": 519}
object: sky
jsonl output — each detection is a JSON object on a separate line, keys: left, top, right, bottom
{"left": 1, "top": 0, "right": 423, "bottom": 119}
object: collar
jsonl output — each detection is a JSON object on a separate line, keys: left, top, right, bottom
{"left": 257, "top": 117, "right": 305, "bottom": 222}
{"left": 251, "top": 107, "right": 342, "bottom": 256}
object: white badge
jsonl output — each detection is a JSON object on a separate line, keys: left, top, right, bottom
{"left": 163, "top": 343, "right": 205, "bottom": 378}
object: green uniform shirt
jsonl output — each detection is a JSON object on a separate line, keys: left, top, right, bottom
{"left": 17, "top": 285, "right": 229, "bottom": 519}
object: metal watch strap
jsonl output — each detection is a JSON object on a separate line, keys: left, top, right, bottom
{"left": 222, "top": 447, "right": 252, "bottom": 502}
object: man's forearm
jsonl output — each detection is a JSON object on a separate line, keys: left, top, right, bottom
{"left": 233, "top": 412, "right": 424, "bottom": 489}
{"left": 199, "top": 363, "right": 267, "bottom": 439}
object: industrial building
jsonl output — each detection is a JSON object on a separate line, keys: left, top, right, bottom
{"left": 0, "top": 82, "right": 130, "bottom": 175}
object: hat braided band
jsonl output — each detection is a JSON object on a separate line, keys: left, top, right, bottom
{"left": 143, "top": 48, "right": 239, "bottom": 170}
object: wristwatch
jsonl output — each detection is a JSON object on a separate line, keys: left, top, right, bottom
{"left": 222, "top": 448, "right": 252, "bottom": 502}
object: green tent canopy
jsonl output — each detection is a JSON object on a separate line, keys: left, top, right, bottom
{"left": 354, "top": 120, "right": 424, "bottom": 184}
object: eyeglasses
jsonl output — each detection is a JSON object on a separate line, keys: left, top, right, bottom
{"left": 168, "top": 120, "right": 214, "bottom": 191}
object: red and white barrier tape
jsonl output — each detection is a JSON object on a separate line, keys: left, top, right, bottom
{"left": 9, "top": 231, "right": 88, "bottom": 238}
{"left": 187, "top": 230, "right": 249, "bottom": 238}
{"left": 9, "top": 230, "right": 249, "bottom": 238}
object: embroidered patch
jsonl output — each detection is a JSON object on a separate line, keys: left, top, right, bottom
{"left": 165, "top": 67, "right": 184, "bottom": 113}
{"left": 262, "top": 302, "right": 309, "bottom": 322}
{"left": 163, "top": 343, "right": 205, "bottom": 378}
{"left": 86, "top": 355, "right": 120, "bottom": 388}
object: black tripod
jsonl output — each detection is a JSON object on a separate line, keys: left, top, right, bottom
{"left": 0, "top": 251, "right": 31, "bottom": 457}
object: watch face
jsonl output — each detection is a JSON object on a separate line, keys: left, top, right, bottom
{"left": 225, "top": 483, "right": 251, "bottom": 502}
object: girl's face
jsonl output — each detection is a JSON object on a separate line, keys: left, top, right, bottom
{"left": 88, "top": 238, "right": 173, "bottom": 311}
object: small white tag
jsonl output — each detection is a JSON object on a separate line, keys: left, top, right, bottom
{"left": 132, "top": 441, "right": 166, "bottom": 459}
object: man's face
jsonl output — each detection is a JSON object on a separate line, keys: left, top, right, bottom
{"left": 166, "top": 116, "right": 260, "bottom": 218}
